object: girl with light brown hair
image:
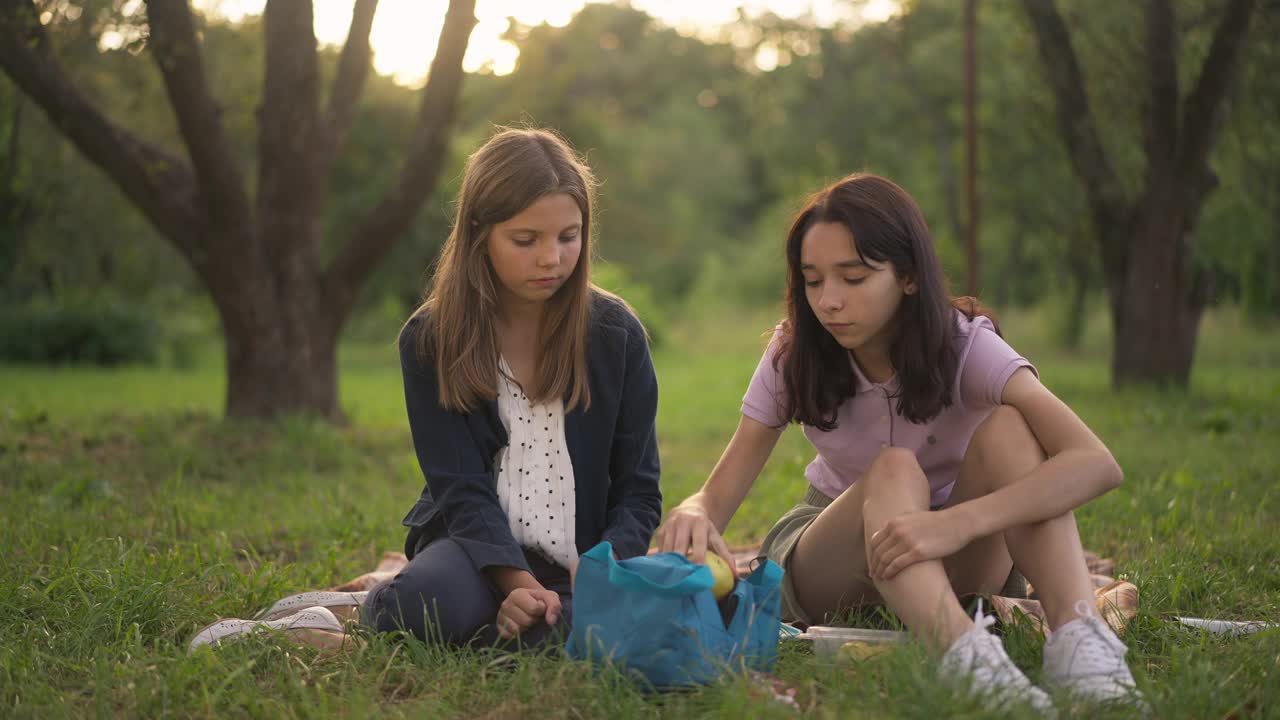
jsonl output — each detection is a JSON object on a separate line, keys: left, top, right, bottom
{"left": 190, "top": 128, "right": 662, "bottom": 651}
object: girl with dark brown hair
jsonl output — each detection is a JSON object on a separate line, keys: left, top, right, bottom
{"left": 657, "top": 173, "right": 1142, "bottom": 713}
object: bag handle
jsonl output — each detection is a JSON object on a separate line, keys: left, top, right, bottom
{"left": 585, "top": 542, "right": 715, "bottom": 598}
{"left": 748, "top": 557, "right": 784, "bottom": 588}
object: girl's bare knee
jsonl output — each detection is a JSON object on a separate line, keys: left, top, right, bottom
{"left": 862, "top": 447, "right": 928, "bottom": 507}
{"left": 870, "top": 446, "right": 918, "bottom": 474}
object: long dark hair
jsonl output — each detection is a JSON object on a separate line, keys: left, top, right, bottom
{"left": 775, "top": 173, "right": 997, "bottom": 429}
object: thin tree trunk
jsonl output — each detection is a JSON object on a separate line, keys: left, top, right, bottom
{"left": 893, "top": 21, "right": 963, "bottom": 250}
{"left": 1058, "top": 222, "right": 1092, "bottom": 350}
{"left": 1, "top": 93, "right": 28, "bottom": 292}
{"left": 1062, "top": 271, "right": 1088, "bottom": 350}
{"left": 964, "top": 0, "right": 980, "bottom": 296}
{"left": 1271, "top": 188, "right": 1280, "bottom": 315}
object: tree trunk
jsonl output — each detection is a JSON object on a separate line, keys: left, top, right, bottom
{"left": 212, "top": 228, "right": 341, "bottom": 418}
{"left": 223, "top": 304, "right": 340, "bottom": 419}
{"left": 1112, "top": 202, "right": 1206, "bottom": 385}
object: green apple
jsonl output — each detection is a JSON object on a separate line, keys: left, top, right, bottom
{"left": 705, "top": 551, "right": 736, "bottom": 600}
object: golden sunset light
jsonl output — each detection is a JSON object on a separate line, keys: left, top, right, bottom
{"left": 193, "top": 0, "right": 900, "bottom": 84}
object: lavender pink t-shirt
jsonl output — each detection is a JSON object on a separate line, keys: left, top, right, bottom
{"left": 741, "top": 311, "right": 1036, "bottom": 507}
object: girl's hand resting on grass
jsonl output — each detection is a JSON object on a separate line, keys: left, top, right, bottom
{"left": 496, "top": 586, "right": 562, "bottom": 640}
{"left": 868, "top": 508, "right": 974, "bottom": 581}
{"left": 656, "top": 503, "right": 738, "bottom": 577}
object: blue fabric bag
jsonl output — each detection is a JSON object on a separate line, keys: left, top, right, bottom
{"left": 566, "top": 540, "right": 783, "bottom": 689}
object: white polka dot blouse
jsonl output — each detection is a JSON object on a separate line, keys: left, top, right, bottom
{"left": 493, "top": 357, "right": 578, "bottom": 570}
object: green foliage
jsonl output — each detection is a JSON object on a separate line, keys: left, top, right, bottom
{"left": 3, "top": 0, "right": 1278, "bottom": 367}
{"left": 591, "top": 262, "right": 666, "bottom": 348}
{"left": 681, "top": 196, "right": 796, "bottom": 321}
{"left": 0, "top": 296, "right": 161, "bottom": 365}
{"left": 477, "top": 5, "right": 757, "bottom": 300}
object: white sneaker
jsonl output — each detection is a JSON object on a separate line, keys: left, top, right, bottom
{"left": 1043, "top": 601, "right": 1144, "bottom": 706}
{"left": 941, "top": 599, "right": 1057, "bottom": 716}
{"left": 253, "top": 590, "right": 369, "bottom": 621}
{"left": 189, "top": 605, "right": 344, "bottom": 652}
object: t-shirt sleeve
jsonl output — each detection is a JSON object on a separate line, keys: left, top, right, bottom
{"left": 957, "top": 324, "right": 1038, "bottom": 409}
{"left": 741, "top": 329, "right": 790, "bottom": 429}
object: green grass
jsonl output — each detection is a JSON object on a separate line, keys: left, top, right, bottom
{"left": 1, "top": 306, "right": 1278, "bottom": 718}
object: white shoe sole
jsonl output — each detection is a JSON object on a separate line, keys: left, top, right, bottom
{"left": 190, "top": 605, "right": 344, "bottom": 651}
{"left": 253, "top": 591, "right": 370, "bottom": 622}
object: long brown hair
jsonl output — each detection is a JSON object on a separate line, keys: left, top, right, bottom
{"left": 408, "top": 128, "right": 598, "bottom": 413}
{"left": 775, "top": 173, "right": 997, "bottom": 429}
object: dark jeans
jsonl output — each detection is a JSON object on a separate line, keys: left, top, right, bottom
{"left": 361, "top": 537, "right": 573, "bottom": 648}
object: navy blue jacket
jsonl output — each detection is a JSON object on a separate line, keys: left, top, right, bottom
{"left": 398, "top": 293, "right": 663, "bottom": 575}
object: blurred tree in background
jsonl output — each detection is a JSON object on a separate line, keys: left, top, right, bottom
{"left": 1023, "top": 0, "right": 1259, "bottom": 387}
{"left": 0, "top": 0, "right": 476, "bottom": 418}
{"left": 1, "top": 0, "right": 1277, "bottom": 410}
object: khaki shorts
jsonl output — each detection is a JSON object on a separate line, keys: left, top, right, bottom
{"left": 759, "top": 484, "right": 1026, "bottom": 626}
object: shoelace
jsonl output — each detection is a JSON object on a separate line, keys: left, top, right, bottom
{"left": 1060, "top": 600, "right": 1127, "bottom": 674}
{"left": 1072, "top": 599, "right": 1092, "bottom": 620}
{"left": 973, "top": 597, "right": 996, "bottom": 632}
{"left": 962, "top": 598, "right": 1013, "bottom": 678}
{"left": 959, "top": 597, "right": 1055, "bottom": 713}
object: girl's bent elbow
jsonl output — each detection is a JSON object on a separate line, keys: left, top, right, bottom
{"left": 1100, "top": 453, "right": 1124, "bottom": 491}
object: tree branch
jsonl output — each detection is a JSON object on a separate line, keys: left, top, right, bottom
{"left": 322, "top": 0, "right": 476, "bottom": 318}
{"left": 1143, "top": 0, "right": 1179, "bottom": 182}
{"left": 1020, "top": 0, "right": 1127, "bottom": 223}
{"left": 145, "top": 0, "right": 251, "bottom": 234}
{"left": 257, "top": 0, "right": 321, "bottom": 253}
{"left": 324, "top": 0, "right": 378, "bottom": 163}
{"left": 1179, "top": 0, "right": 1257, "bottom": 185}
{"left": 2, "top": 95, "right": 21, "bottom": 189}
{"left": 0, "top": 0, "right": 201, "bottom": 253}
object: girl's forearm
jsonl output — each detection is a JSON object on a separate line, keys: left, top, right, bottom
{"left": 954, "top": 448, "right": 1122, "bottom": 539}
{"left": 679, "top": 482, "right": 749, "bottom": 534}
{"left": 682, "top": 417, "right": 782, "bottom": 532}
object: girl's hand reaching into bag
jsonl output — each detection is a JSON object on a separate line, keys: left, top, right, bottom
{"left": 656, "top": 503, "right": 738, "bottom": 577}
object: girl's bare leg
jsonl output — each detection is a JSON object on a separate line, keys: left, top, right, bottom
{"left": 943, "top": 405, "right": 1096, "bottom": 630}
{"left": 858, "top": 448, "right": 974, "bottom": 651}
{"left": 787, "top": 478, "right": 880, "bottom": 624}
{"left": 792, "top": 404, "right": 1100, "bottom": 647}
{"left": 791, "top": 447, "right": 972, "bottom": 651}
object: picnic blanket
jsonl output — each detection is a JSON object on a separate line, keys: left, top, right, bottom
{"left": 330, "top": 545, "right": 1139, "bottom": 637}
